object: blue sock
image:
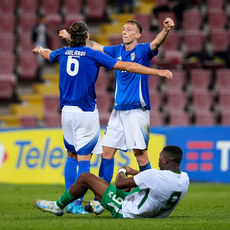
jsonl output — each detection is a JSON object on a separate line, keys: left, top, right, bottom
{"left": 74, "top": 160, "right": 90, "bottom": 206}
{"left": 64, "top": 157, "right": 77, "bottom": 190}
{"left": 139, "top": 161, "right": 151, "bottom": 171}
{"left": 99, "top": 158, "right": 114, "bottom": 183}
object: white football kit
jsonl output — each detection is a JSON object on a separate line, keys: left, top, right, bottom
{"left": 62, "top": 105, "right": 102, "bottom": 155}
{"left": 102, "top": 108, "right": 150, "bottom": 151}
{"left": 121, "top": 169, "right": 189, "bottom": 218}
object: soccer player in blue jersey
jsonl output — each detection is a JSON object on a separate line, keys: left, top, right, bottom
{"left": 59, "top": 18, "right": 174, "bottom": 213}
{"left": 33, "top": 21, "right": 172, "bottom": 215}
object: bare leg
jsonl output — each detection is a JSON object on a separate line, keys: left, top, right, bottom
{"left": 133, "top": 149, "right": 149, "bottom": 166}
{"left": 69, "top": 172, "right": 109, "bottom": 202}
{"left": 101, "top": 146, "right": 117, "bottom": 159}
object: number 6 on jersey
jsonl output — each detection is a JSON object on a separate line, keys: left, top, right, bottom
{"left": 67, "top": 56, "right": 79, "bottom": 76}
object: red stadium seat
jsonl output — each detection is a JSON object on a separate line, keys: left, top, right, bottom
{"left": 162, "top": 30, "right": 180, "bottom": 51}
{"left": 216, "top": 69, "right": 230, "bottom": 91}
{"left": 19, "top": 0, "right": 39, "bottom": 14}
{"left": 194, "top": 111, "right": 216, "bottom": 126}
{"left": 0, "top": 14, "right": 16, "bottom": 33}
{"left": 167, "top": 90, "right": 187, "bottom": 112}
{"left": 163, "top": 69, "right": 186, "bottom": 93}
{"left": 189, "top": 69, "right": 211, "bottom": 92}
{"left": 207, "top": 9, "right": 227, "bottom": 29}
{"left": 183, "top": 29, "right": 206, "bottom": 54}
{"left": 221, "top": 110, "right": 230, "bottom": 125}
{"left": 48, "top": 32, "right": 62, "bottom": 50}
{"left": 150, "top": 111, "right": 164, "bottom": 126}
{"left": 0, "top": 81, "right": 14, "bottom": 100}
{"left": 63, "top": 0, "right": 83, "bottom": 15}
{"left": 210, "top": 29, "right": 229, "bottom": 53}
{"left": 46, "top": 14, "right": 62, "bottom": 33}
{"left": 0, "top": 74, "right": 16, "bottom": 100}
{"left": 183, "top": 9, "right": 203, "bottom": 30}
{"left": 96, "top": 92, "right": 113, "bottom": 113}
{"left": 18, "top": 33, "right": 34, "bottom": 53}
{"left": 206, "top": 0, "right": 226, "bottom": 9}
{"left": 18, "top": 53, "right": 38, "bottom": 80}
{"left": 0, "top": 73, "right": 16, "bottom": 86}
{"left": 0, "top": 0, "right": 17, "bottom": 14}
{"left": 44, "top": 114, "right": 61, "bottom": 127}
{"left": 95, "top": 68, "right": 110, "bottom": 93}
{"left": 41, "top": 0, "right": 61, "bottom": 15}
{"left": 108, "top": 34, "right": 123, "bottom": 46}
{"left": 150, "top": 90, "right": 162, "bottom": 111}
{"left": 0, "top": 33, "right": 15, "bottom": 53}
{"left": 192, "top": 90, "right": 213, "bottom": 112}
{"left": 138, "top": 31, "right": 155, "bottom": 44}
{"left": 135, "top": 13, "right": 151, "bottom": 31}
{"left": 18, "top": 14, "right": 37, "bottom": 33}
{"left": 0, "top": 53, "right": 16, "bottom": 74}
{"left": 157, "top": 12, "right": 176, "bottom": 31}
{"left": 169, "top": 111, "right": 190, "bottom": 126}
{"left": 149, "top": 77, "right": 160, "bottom": 93}
{"left": 218, "top": 91, "right": 230, "bottom": 112}
{"left": 85, "top": 0, "right": 107, "bottom": 20}
{"left": 164, "top": 50, "right": 183, "bottom": 67}
{"left": 19, "top": 116, "right": 39, "bottom": 128}
{"left": 155, "top": 0, "right": 168, "bottom": 6}
{"left": 190, "top": 0, "right": 202, "bottom": 6}
{"left": 43, "top": 95, "right": 60, "bottom": 115}
{"left": 64, "top": 14, "right": 85, "bottom": 28}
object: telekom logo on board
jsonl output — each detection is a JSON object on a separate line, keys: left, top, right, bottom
{"left": 186, "top": 141, "right": 214, "bottom": 172}
{"left": 185, "top": 141, "right": 230, "bottom": 172}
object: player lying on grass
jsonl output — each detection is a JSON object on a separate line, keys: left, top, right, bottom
{"left": 35, "top": 145, "right": 189, "bottom": 218}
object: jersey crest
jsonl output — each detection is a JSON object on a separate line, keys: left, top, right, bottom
{"left": 130, "top": 52, "right": 135, "bottom": 61}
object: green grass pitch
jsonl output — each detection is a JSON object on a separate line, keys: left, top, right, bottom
{"left": 0, "top": 183, "right": 229, "bottom": 230}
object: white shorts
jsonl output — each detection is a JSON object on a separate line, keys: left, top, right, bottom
{"left": 61, "top": 106, "right": 102, "bottom": 155}
{"left": 102, "top": 108, "right": 150, "bottom": 151}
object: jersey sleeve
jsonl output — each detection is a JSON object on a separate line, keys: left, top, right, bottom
{"left": 103, "top": 45, "right": 121, "bottom": 59}
{"left": 141, "top": 43, "right": 158, "bottom": 60}
{"left": 93, "top": 50, "right": 118, "bottom": 70}
{"left": 133, "top": 169, "right": 159, "bottom": 190}
{"left": 49, "top": 48, "right": 65, "bottom": 63}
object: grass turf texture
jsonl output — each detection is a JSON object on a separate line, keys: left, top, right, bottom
{"left": 0, "top": 183, "right": 229, "bottom": 230}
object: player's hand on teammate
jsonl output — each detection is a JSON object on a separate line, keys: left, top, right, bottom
{"left": 159, "top": 70, "right": 173, "bottom": 80}
{"left": 163, "top": 18, "right": 174, "bottom": 32}
{"left": 59, "top": 29, "right": 70, "bottom": 41}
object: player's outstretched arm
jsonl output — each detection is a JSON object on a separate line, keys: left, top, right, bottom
{"left": 59, "top": 29, "right": 71, "bottom": 42}
{"left": 88, "top": 40, "right": 104, "bottom": 52}
{"left": 59, "top": 29, "right": 105, "bottom": 52}
{"left": 113, "top": 61, "right": 173, "bottom": 80}
{"left": 150, "top": 18, "right": 174, "bottom": 51}
{"left": 32, "top": 46, "right": 52, "bottom": 61}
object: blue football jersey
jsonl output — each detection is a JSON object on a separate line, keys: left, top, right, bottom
{"left": 104, "top": 43, "right": 158, "bottom": 110}
{"left": 50, "top": 46, "right": 117, "bottom": 111}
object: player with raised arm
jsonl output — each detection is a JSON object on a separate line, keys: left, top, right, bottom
{"left": 35, "top": 145, "right": 189, "bottom": 218}
{"left": 59, "top": 17, "right": 175, "bottom": 213}
{"left": 33, "top": 21, "right": 173, "bottom": 215}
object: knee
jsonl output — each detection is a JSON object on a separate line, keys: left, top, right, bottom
{"left": 79, "top": 172, "right": 90, "bottom": 180}
{"left": 67, "top": 151, "right": 77, "bottom": 158}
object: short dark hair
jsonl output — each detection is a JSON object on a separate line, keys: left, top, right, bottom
{"left": 69, "top": 21, "right": 88, "bottom": 47}
{"left": 162, "top": 145, "right": 183, "bottom": 164}
{"left": 125, "top": 19, "right": 142, "bottom": 33}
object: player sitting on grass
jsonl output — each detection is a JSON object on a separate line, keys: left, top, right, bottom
{"left": 35, "top": 145, "right": 189, "bottom": 218}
